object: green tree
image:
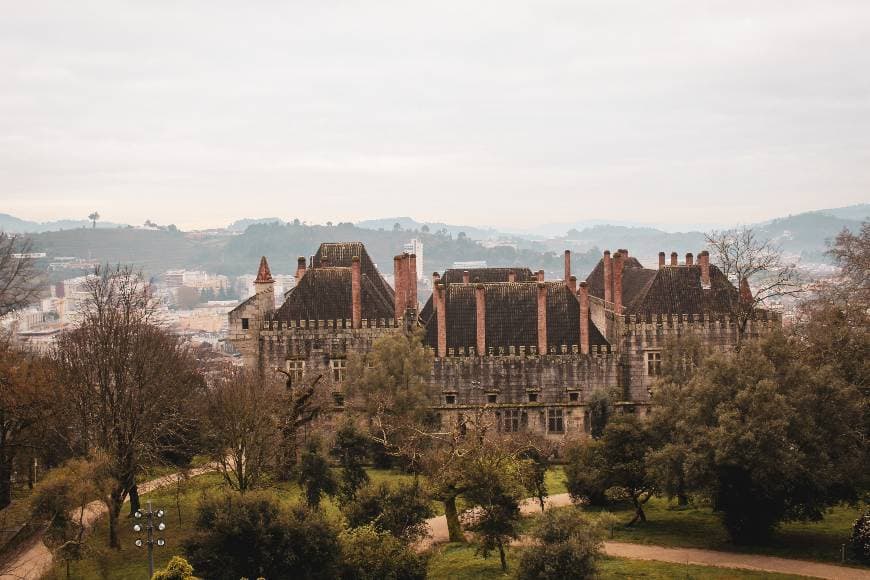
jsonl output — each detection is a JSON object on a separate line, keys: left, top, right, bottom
{"left": 151, "top": 556, "right": 197, "bottom": 580}
{"left": 299, "top": 440, "right": 337, "bottom": 509}
{"left": 338, "top": 524, "right": 426, "bottom": 580}
{"left": 564, "top": 439, "right": 608, "bottom": 507}
{"left": 342, "top": 481, "right": 433, "bottom": 544}
{"left": 183, "top": 491, "right": 340, "bottom": 580}
{"left": 517, "top": 509, "right": 603, "bottom": 580}
{"left": 331, "top": 423, "right": 370, "bottom": 502}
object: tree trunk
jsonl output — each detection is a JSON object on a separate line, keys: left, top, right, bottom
{"left": 128, "top": 484, "right": 140, "bottom": 516}
{"left": 498, "top": 540, "right": 507, "bottom": 571}
{"left": 0, "top": 454, "right": 13, "bottom": 510}
{"left": 108, "top": 492, "right": 123, "bottom": 549}
{"left": 443, "top": 495, "right": 464, "bottom": 543}
{"left": 627, "top": 494, "right": 647, "bottom": 527}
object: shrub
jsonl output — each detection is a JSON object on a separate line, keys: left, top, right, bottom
{"left": 339, "top": 524, "right": 427, "bottom": 580}
{"left": 152, "top": 555, "right": 196, "bottom": 580}
{"left": 850, "top": 510, "right": 870, "bottom": 563}
{"left": 517, "top": 509, "right": 603, "bottom": 580}
{"left": 342, "top": 481, "right": 433, "bottom": 543}
{"left": 183, "top": 491, "right": 340, "bottom": 580}
{"left": 299, "top": 440, "right": 338, "bottom": 508}
{"left": 563, "top": 440, "right": 608, "bottom": 506}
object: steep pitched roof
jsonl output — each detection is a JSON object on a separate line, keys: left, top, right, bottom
{"left": 313, "top": 242, "right": 394, "bottom": 306}
{"left": 275, "top": 267, "right": 394, "bottom": 322}
{"left": 584, "top": 256, "right": 653, "bottom": 306}
{"left": 421, "top": 281, "right": 608, "bottom": 352}
{"left": 626, "top": 264, "right": 738, "bottom": 315}
{"left": 255, "top": 256, "right": 274, "bottom": 283}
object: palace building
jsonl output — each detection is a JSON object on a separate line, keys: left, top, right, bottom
{"left": 228, "top": 242, "right": 780, "bottom": 440}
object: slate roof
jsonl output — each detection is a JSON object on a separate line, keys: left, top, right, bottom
{"left": 584, "top": 257, "right": 740, "bottom": 315}
{"left": 313, "top": 242, "right": 394, "bottom": 303}
{"left": 421, "top": 281, "right": 608, "bottom": 352}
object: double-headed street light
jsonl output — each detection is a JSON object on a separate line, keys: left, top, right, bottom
{"left": 133, "top": 500, "right": 166, "bottom": 578}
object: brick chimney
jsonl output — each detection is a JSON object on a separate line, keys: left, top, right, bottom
{"left": 351, "top": 256, "right": 361, "bottom": 329}
{"left": 537, "top": 269, "right": 544, "bottom": 282}
{"left": 394, "top": 255, "right": 405, "bottom": 321}
{"left": 462, "top": 270, "right": 470, "bottom": 284}
{"left": 537, "top": 282, "right": 548, "bottom": 355}
{"left": 567, "top": 275, "right": 577, "bottom": 293}
{"left": 407, "top": 254, "right": 418, "bottom": 312}
{"left": 435, "top": 282, "right": 447, "bottom": 357}
{"left": 658, "top": 251, "right": 666, "bottom": 268}
{"left": 613, "top": 250, "right": 624, "bottom": 313}
{"left": 699, "top": 251, "right": 711, "bottom": 287}
{"left": 739, "top": 278, "right": 753, "bottom": 304}
{"left": 564, "top": 250, "right": 571, "bottom": 283}
{"left": 475, "top": 283, "right": 486, "bottom": 356}
{"left": 670, "top": 252, "right": 678, "bottom": 266}
{"left": 686, "top": 252, "right": 694, "bottom": 266}
{"left": 578, "top": 281, "right": 590, "bottom": 355}
{"left": 508, "top": 270, "right": 516, "bottom": 283}
{"left": 296, "top": 256, "right": 307, "bottom": 280}
{"left": 603, "top": 250, "right": 612, "bottom": 304}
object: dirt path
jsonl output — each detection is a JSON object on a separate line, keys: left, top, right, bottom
{"left": 419, "top": 492, "right": 870, "bottom": 580}
{"left": 0, "top": 464, "right": 215, "bottom": 580}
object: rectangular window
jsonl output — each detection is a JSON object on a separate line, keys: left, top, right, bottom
{"left": 503, "top": 409, "right": 523, "bottom": 432}
{"left": 445, "top": 394, "right": 456, "bottom": 405}
{"left": 330, "top": 359, "right": 347, "bottom": 383}
{"left": 332, "top": 392, "right": 345, "bottom": 407}
{"left": 547, "top": 408, "right": 564, "bottom": 433}
{"left": 487, "top": 394, "right": 497, "bottom": 404}
{"left": 287, "top": 360, "right": 306, "bottom": 384}
{"left": 241, "top": 318, "right": 249, "bottom": 330}
{"left": 528, "top": 392, "right": 538, "bottom": 403}
{"left": 569, "top": 392, "right": 579, "bottom": 402}
{"left": 647, "top": 352, "right": 662, "bottom": 376}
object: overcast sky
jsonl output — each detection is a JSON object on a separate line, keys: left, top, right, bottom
{"left": 2, "top": 1, "right": 869, "bottom": 230}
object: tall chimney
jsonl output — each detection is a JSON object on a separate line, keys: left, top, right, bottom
{"left": 394, "top": 255, "right": 406, "bottom": 321}
{"left": 435, "top": 283, "right": 447, "bottom": 357}
{"left": 739, "top": 278, "right": 753, "bottom": 304}
{"left": 568, "top": 275, "right": 577, "bottom": 293}
{"left": 699, "top": 251, "right": 711, "bottom": 287}
{"left": 462, "top": 270, "right": 470, "bottom": 284}
{"left": 603, "top": 251, "right": 612, "bottom": 305}
{"left": 351, "top": 256, "right": 361, "bottom": 328}
{"left": 686, "top": 252, "right": 694, "bottom": 266}
{"left": 613, "top": 251, "right": 624, "bottom": 313}
{"left": 537, "top": 269, "right": 544, "bottom": 282}
{"left": 564, "top": 250, "right": 571, "bottom": 282}
{"left": 670, "top": 252, "right": 678, "bottom": 266}
{"left": 578, "top": 281, "right": 590, "bottom": 355}
{"left": 475, "top": 283, "right": 486, "bottom": 356}
{"left": 537, "top": 282, "right": 548, "bottom": 355}
{"left": 508, "top": 269, "right": 516, "bottom": 283}
{"left": 296, "top": 256, "right": 307, "bottom": 280}
{"left": 407, "top": 254, "right": 418, "bottom": 311}
{"left": 658, "top": 252, "right": 666, "bottom": 269}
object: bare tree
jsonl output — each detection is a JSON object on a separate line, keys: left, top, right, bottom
{"left": 705, "top": 226, "right": 801, "bottom": 344}
{"left": 53, "top": 265, "right": 202, "bottom": 548}
{"left": 205, "top": 366, "right": 282, "bottom": 493}
{"left": 88, "top": 212, "right": 100, "bottom": 229}
{"left": 274, "top": 369, "right": 325, "bottom": 480}
{"left": 0, "top": 232, "right": 41, "bottom": 317}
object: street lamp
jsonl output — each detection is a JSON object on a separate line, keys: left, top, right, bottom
{"left": 133, "top": 500, "right": 166, "bottom": 578}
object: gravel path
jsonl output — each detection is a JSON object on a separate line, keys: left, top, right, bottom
{"left": 419, "top": 492, "right": 870, "bottom": 580}
{"left": 0, "top": 464, "right": 215, "bottom": 580}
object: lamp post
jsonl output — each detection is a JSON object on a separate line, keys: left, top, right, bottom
{"left": 133, "top": 500, "right": 166, "bottom": 578}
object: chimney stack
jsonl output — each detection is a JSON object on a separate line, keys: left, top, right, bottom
{"left": 564, "top": 250, "right": 571, "bottom": 283}
{"left": 537, "top": 282, "right": 548, "bottom": 355}
{"left": 658, "top": 252, "right": 666, "bottom": 268}
{"left": 613, "top": 250, "right": 624, "bottom": 313}
{"left": 578, "top": 281, "right": 590, "bottom": 355}
{"left": 351, "top": 256, "right": 362, "bottom": 329}
{"left": 670, "top": 252, "right": 678, "bottom": 266}
{"left": 475, "top": 283, "right": 486, "bottom": 356}
{"left": 699, "top": 251, "right": 711, "bottom": 287}
{"left": 435, "top": 283, "right": 447, "bottom": 357}
{"left": 407, "top": 254, "right": 418, "bottom": 311}
{"left": 462, "top": 270, "right": 470, "bottom": 284}
{"left": 686, "top": 252, "right": 694, "bottom": 266}
{"left": 568, "top": 275, "right": 577, "bottom": 293}
{"left": 739, "top": 278, "right": 753, "bottom": 304}
{"left": 508, "top": 270, "right": 516, "bottom": 283}
{"left": 603, "top": 251, "right": 612, "bottom": 305}
{"left": 296, "top": 256, "right": 307, "bottom": 280}
{"left": 537, "top": 269, "right": 544, "bottom": 282}
{"left": 394, "top": 255, "right": 406, "bottom": 321}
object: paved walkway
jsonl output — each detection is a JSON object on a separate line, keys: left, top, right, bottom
{"left": 419, "top": 492, "right": 870, "bottom": 580}
{"left": 0, "top": 465, "right": 215, "bottom": 580}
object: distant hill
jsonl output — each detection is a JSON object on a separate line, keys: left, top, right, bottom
{"left": 809, "top": 203, "right": 869, "bottom": 222}
{"left": 0, "top": 213, "right": 128, "bottom": 233}
{"left": 227, "top": 217, "right": 287, "bottom": 232}
{"left": 355, "top": 217, "right": 503, "bottom": 241}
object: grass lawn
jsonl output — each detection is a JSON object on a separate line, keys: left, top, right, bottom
{"left": 567, "top": 497, "right": 865, "bottom": 566}
{"left": 426, "top": 543, "right": 804, "bottom": 579}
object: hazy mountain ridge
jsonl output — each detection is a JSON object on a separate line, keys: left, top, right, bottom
{"left": 0, "top": 213, "right": 129, "bottom": 233}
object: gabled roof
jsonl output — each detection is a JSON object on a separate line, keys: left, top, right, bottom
{"left": 313, "top": 242, "right": 394, "bottom": 304}
{"left": 584, "top": 257, "right": 654, "bottom": 307}
{"left": 421, "top": 281, "right": 608, "bottom": 352}
{"left": 255, "top": 256, "right": 274, "bottom": 283}
{"left": 275, "top": 267, "right": 394, "bottom": 322}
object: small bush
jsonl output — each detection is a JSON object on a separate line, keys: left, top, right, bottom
{"left": 850, "top": 510, "right": 870, "bottom": 563}
{"left": 339, "top": 524, "right": 427, "bottom": 580}
{"left": 517, "top": 509, "right": 603, "bottom": 580}
{"left": 152, "top": 555, "right": 196, "bottom": 580}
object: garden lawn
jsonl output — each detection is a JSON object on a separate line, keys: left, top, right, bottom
{"left": 426, "top": 543, "right": 804, "bottom": 579}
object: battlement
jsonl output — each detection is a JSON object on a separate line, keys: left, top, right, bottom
{"left": 259, "top": 316, "right": 399, "bottom": 331}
